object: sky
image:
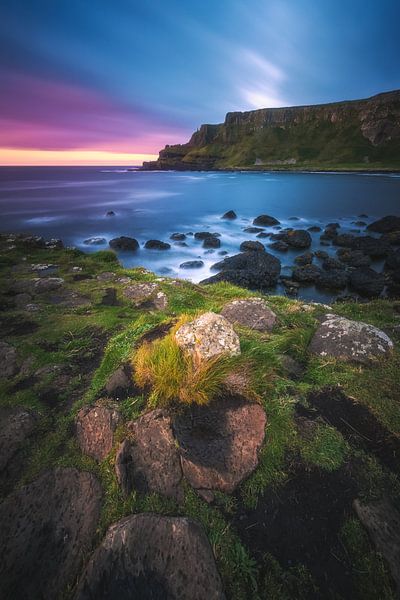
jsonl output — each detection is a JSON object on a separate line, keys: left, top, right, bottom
{"left": 1, "top": 0, "right": 399, "bottom": 165}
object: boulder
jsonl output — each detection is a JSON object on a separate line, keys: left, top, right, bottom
{"left": 0, "top": 341, "right": 18, "bottom": 377}
{"left": 336, "top": 248, "right": 371, "bottom": 267}
{"left": 104, "top": 362, "right": 138, "bottom": 399}
{"left": 115, "top": 410, "right": 183, "bottom": 501}
{"left": 385, "top": 248, "right": 400, "bottom": 271}
{"left": 0, "top": 468, "right": 102, "bottom": 600}
{"left": 109, "top": 236, "right": 139, "bottom": 251}
{"left": 294, "top": 252, "right": 314, "bottom": 266}
{"left": 170, "top": 232, "right": 186, "bottom": 241}
{"left": 74, "top": 514, "right": 225, "bottom": 600}
{"left": 322, "top": 257, "right": 345, "bottom": 270}
{"left": 281, "top": 230, "right": 312, "bottom": 248}
{"left": 253, "top": 214, "right": 280, "bottom": 226}
{"left": 194, "top": 231, "right": 220, "bottom": 240}
{"left": 239, "top": 240, "right": 265, "bottom": 252}
{"left": 353, "top": 236, "right": 390, "bottom": 258}
{"left": 173, "top": 397, "right": 266, "bottom": 500}
{"left": 269, "top": 240, "right": 289, "bottom": 252}
{"left": 292, "top": 264, "right": 322, "bottom": 283}
{"left": 316, "top": 269, "right": 348, "bottom": 289}
{"left": 332, "top": 233, "right": 356, "bottom": 247}
{"left": 349, "top": 267, "right": 385, "bottom": 297}
{"left": 308, "top": 225, "right": 322, "bottom": 232}
{"left": 180, "top": 260, "right": 204, "bottom": 269}
{"left": 34, "top": 277, "right": 64, "bottom": 293}
{"left": 244, "top": 226, "right": 264, "bottom": 233}
{"left": 76, "top": 402, "right": 121, "bottom": 461}
{"left": 84, "top": 237, "right": 106, "bottom": 245}
{"left": 220, "top": 298, "right": 277, "bottom": 331}
{"left": 367, "top": 215, "right": 400, "bottom": 233}
{"left": 175, "top": 312, "right": 240, "bottom": 360}
{"left": 309, "top": 314, "right": 393, "bottom": 363}
{"left": 144, "top": 240, "right": 171, "bottom": 250}
{"left": 222, "top": 210, "right": 237, "bottom": 220}
{"left": 0, "top": 406, "right": 37, "bottom": 474}
{"left": 123, "top": 282, "right": 168, "bottom": 310}
{"left": 202, "top": 251, "right": 281, "bottom": 289}
{"left": 203, "top": 236, "right": 221, "bottom": 249}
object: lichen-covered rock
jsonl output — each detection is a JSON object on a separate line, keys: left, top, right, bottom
{"left": 175, "top": 312, "right": 240, "bottom": 360}
{"left": 123, "top": 282, "right": 168, "bottom": 310}
{"left": 221, "top": 298, "right": 277, "bottom": 332}
{"left": 115, "top": 409, "right": 183, "bottom": 501}
{"left": 0, "top": 406, "right": 37, "bottom": 475}
{"left": 76, "top": 401, "right": 121, "bottom": 461}
{"left": 0, "top": 468, "right": 102, "bottom": 600}
{"left": 309, "top": 314, "right": 394, "bottom": 363}
{"left": 75, "top": 514, "right": 225, "bottom": 600}
{"left": 0, "top": 341, "right": 18, "bottom": 377}
{"left": 173, "top": 397, "right": 266, "bottom": 501}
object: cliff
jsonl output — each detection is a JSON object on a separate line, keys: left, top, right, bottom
{"left": 142, "top": 90, "right": 400, "bottom": 171}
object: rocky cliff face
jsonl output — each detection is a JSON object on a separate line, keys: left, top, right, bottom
{"left": 143, "top": 90, "right": 400, "bottom": 171}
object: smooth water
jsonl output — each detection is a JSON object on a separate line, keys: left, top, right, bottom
{"left": 1, "top": 167, "right": 399, "bottom": 302}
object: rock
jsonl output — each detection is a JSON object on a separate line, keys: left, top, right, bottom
{"left": 144, "top": 239, "right": 171, "bottom": 250}
{"left": 332, "top": 233, "right": 356, "bottom": 247}
{"left": 244, "top": 226, "right": 264, "bottom": 233}
{"left": 354, "top": 498, "right": 400, "bottom": 593}
{"left": 115, "top": 410, "right": 183, "bottom": 500}
{"left": 34, "top": 277, "right": 64, "bottom": 293}
{"left": 202, "top": 251, "right": 281, "bottom": 289}
{"left": 381, "top": 230, "right": 400, "bottom": 245}
{"left": 314, "top": 250, "right": 329, "bottom": 260}
{"left": 221, "top": 298, "right": 277, "bottom": 331}
{"left": 385, "top": 248, "right": 400, "bottom": 271}
{"left": 218, "top": 250, "right": 228, "bottom": 255}
{"left": 0, "top": 468, "right": 102, "bottom": 600}
{"left": 367, "top": 215, "right": 400, "bottom": 233}
{"left": 322, "top": 257, "right": 345, "bottom": 270}
{"left": 104, "top": 362, "right": 138, "bottom": 399}
{"left": 256, "top": 231, "right": 272, "bottom": 238}
{"left": 282, "top": 230, "right": 312, "bottom": 248}
{"left": 353, "top": 236, "right": 390, "bottom": 258}
{"left": 269, "top": 240, "right": 289, "bottom": 252}
{"left": 349, "top": 267, "right": 385, "bottom": 297}
{"left": 203, "top": 236, "right": 221, "bottom": 249}
{"left": 173, "top": 397, "right": 266, "bottom": 499}
{"left": 239, "top": 240, "right": 265, "bottom": 252}
{"left": 123, "top": 282, "right": 168, "bottom": 310}
{"left": 336, "top": 248, "right": 371, "bottom": 267}
{"left": 175, "top": 312, "right": 240, "bottom": 361}
{"left": 84, "top": 237, "right": 106, "bottom": 245}
{"left": 109, "top": 236, "right": 139, "bottom": 251}
{"left": 281, "top": 278, "right": 300, "bottom": 295}
{"left": 308, "top": 225, "right": 322, "bottom": 232}
{"left": 0, "top": 341, "right": 18, "bottom": 377}
{"left": 294, "top": 252, "right": 313, "bottom": 266}
{"left": 288, "top": 216, "right": 300, "bottom": 221}
{"left": 96, "top": 271, "right": 115, "bottom": 281}
{"left": 0, "top": 406, "right": 37, "bottom": 475}
{"left": 292, "top": 264, "right": 322, "bottom": 283}
{"left": 222, "top": 210, "right": 237, "bottom": 219}
{"left": 74, "top": 514, "right": 225, "bottom": 600}
{"left": 100, "top": 287, "right": 119, "bottom": 306}
{"left": 170, "top": 232, "right": 186, "bottom": 241}
{"left": 316, "top": 269, "right": 348, "bottom": 289}
{"left": 180, "top": 260, "right": 204, "bottom": 269}
{"left": 194, "top": 231, "right": 220, "bottom": 240}
{"left": 253, "top": 214, "right": 280, "bottom": 226}
{"left": 309, "top": 314, "right": 393, "bottom": 363}
{"left": 106, "top": 210, "right": 115, "bottom": 216}
{"left": 76, "top": 402, "right": 121, "bottom": 461}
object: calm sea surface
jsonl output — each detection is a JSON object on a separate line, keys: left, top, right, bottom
{"left": 1, "top": 167, "right": 399, "bottom": 302}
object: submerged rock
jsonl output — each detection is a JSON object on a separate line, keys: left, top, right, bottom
{"left": 239, "top": 240, "right": 265, "bottom": 252}
{"left": 175, "top": 312, "right": 240, "bottom": 360}
{"left": 222, "top": 210, "right": 237, "bottom": 220}
{"left": 294, "top": 252, "right": 314, "bottom": 266}
{"left": 203, "top": 236, "right": 221, "bottom": 249}
{"left": 75, "top": 514, "right": 225, "bottom": 600}
{"left": 109, "top": 236, "right": 139, "bottom": 251}
{"left": 170, "top": 232, "right": 187, "bottom": 241}
{"left": 144, "top": 239, "right": 171, "bottom": 250}
{"left": 76, "top": 401, "right": 121, "bottom": 461}
{"left": 309, "top": 314, "right": 393, "bottom": 363}
{"left": 244, "top": 226, "right": 264, "bottom": 233}
{"left": 221, "top": 298, "right": 277, "bottom": 331}
{"left": 202, "top": 251, "right": 281, "bottom": 289}
{"left": 180, "top": 260, "right": 204, "bottom": 269}
{"left": 269, "top": 240, "right": 289, "bottom": 252}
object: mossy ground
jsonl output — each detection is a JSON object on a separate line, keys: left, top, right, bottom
{"left": 1, "top": 237, "right": 399, "bottom": 599}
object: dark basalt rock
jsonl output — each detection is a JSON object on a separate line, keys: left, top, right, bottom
{"left": 109, "top": 236, "right": 139, "bottom": 251}
{"left": 201, "top": 251, "right": 281, "bottom": 289}
{"left": 256, "top": 231, "right": 272, "bottom": 238}
{"left": 0, "top": 341, "right": 18, "bottom": 377}
{"left": 194, "top": 231, "right": 221, "bottom": 240}
{"left": 76, "top": 402, "right": 121, "bottom": 461}
{"left": 349, "top": 267, "right": 385, "bottom": 297}
{"left": 292, "top": 264, "right": 322, "bottom": 283}
{"left": 203, "top": 236, "right": 221, "bottom": 249}
{"left": 332, "top": 233, "right": 356, "bottom": 247}
{"left": 367, "top": 215, "right": 400, "bottom": 233}
{"left": 222, "top": 210, "right": 237, "bottom": 220}
{"left": 282, "top": 229, "right": 312, "bottom": 249}
{"left": 317, "top": 269, "right": 348, "bottom": 289}
{"left": 106, "top": 210, "right": 115, "bottom": 216}
{"left": 170, "top": 232, "right": 187, "bottom": 241}
{"left": 144, "top": 239, "right": 171, "bottom": 250}
{"left": 239, "top": 240, "right": 265, "bottom": 252}
{"left": 381, "top": 230, "right": 400, "bottom": 245}
{"left": 385, "top": 248, "right": 400, "bottom": 271}
{"left": 243, "top": 226, "right": 264, "bottom": 233}
{"left": 253, "top": 214, "right": 280, "bottom": 226}
{"left": 74, "top": 514, "right": 225, "bottom": 600}
{"left": 0, "top": 468, "right": 102, "bottom": 600}
{"left": 180, "top": 260, "right": 204, "bottom": 269}
{"left": 322, "top": 257, "right": 345, "bottom": 270}
{"left": 314, "top": 250, "right": 329, "bottom": 260}
{"left": 269, "top": 240, "right": 289, "bottom": 251}
{"left": 294, "top": 252, "right": 313, "bottom": 266}
{"left": 352, "top": 220, "right": 367, "bottom": 227}
{"left": 336, "top": 248, "right": 371, "bottom": 267}
{"left": 353, "top": 236, "right": 390, "bottom": 258}
{"left": 308, "top": 226, "right": 322, "bottom": 232}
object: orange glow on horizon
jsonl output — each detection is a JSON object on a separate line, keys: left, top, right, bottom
{"left": 0, "top": 148, "right": 158, "bottom": 166}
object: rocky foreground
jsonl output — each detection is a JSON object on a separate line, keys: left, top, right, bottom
{"left": 0, "top": 232, "right": 400, "bottom": 599}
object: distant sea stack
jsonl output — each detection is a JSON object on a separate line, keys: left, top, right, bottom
{"left": 142, "top": 90, "right": 400, "bottom": 171}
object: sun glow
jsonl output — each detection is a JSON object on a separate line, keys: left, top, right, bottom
{"left": 0, "top": 148, "right": 158, "bottom": 166}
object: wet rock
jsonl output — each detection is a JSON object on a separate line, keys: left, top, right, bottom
{"left": 115, "top": 410, "right": 183, "bottom": 500}
{"left": 0, "top": 468, "right": 102, "bottom": 600}
{"left": 202, "top": 251, "right": 281, "bottom": 289}
{"left": 173, "top": 397, "right": 266, "bottom": 500}
{"left": 336, "top": 248, "right": 371, "bottom": 267}
{"left": 222, "top": 210, "right": 237, "bottom": 220}
{"left": 144, "top": 239, "right": 171, "bottom": 250}
{"left": 309, "top": 314, "right": 393, "bottom": 363}
{"left": 354, "top": 498, "right": 400, "bottom": 593}
{"left": 322, "top": 257, "right": 345, "bottom": 270}
{"left": 281, "top": 278, "right": 300, "bottom": 295}
{"left": 244, "top": 226, "right": 264, "bottom": 233}
{"left": 349, "top": 267, "right": 385, "bottom": 297}
{"left": 84, "top": 237, "right": 106, "bottom": 245}
{"left": 104, "top": 362, "right": 138, "bottom": 399}
{"left": 194, "top": 231, "right": 221, "bottom": 240}
{"left": 175, "top": 312, "right": 240, "bottom": 360}
{"left": 282, "top": 229, "right": 312, "bottom": 249}
{"left": 0, "top": 341, "right": 18, "bottom": 377}
{"left": 253, "top": 214, "right": 280, "bottom": 226}
{"left": 221, "top": 298, "right": 277, "bottom": 331}
{"left": 170, "top": 232, "right": 186, "bottom": 241}
{"left": 269, "top": 240, "right": 289, "bottom": 252}
{"left": 106, "top": 210, "right": 115, "bottom": 216}
{"left": 100, "top": 287, "right": 119, "bottom": 306}
{"left": 288, "top": 216, "right": 300, "bottom": 221}
{"left": 332, "top": 233, "right": 356, "bottom": 247}
{"left": 294, "top": 252, "right": 314, "bottom": 266}
{"left": 0, "top": 406, "right": 37, "bottom": 475}
{"left": 180, "top": 260, "right": 204, "bottom": 269}
{"left": 317, "top": 270, "right": 348, "bottom": 289}
{"left": 240, "top": 240, "right": 265, "bottom": 252}
{"left": 314, "top": 250, "right": 329, "bottom": 260}
{"left": 75, "top": 514, "right": 225, "bottom": 600}
{"left": 123, "top": 282, "right": 168, "bottom": 310}
{"left": 367, "top": 215, "right": 400, "bottom": 233}
{"left": 256, "top": 231, "right": 272, "bottom": 238}
{"left": 353, "top": 236, "right": 390, "bottom": 258}
{"left": 76, "top": 401, "right": 121, "bottom": 461}
{"left": 109, "top": 236, "right": 139, "bottom": 251}
{"left": 385, "top": 248, "right": 400, "bottom": 271}
{"left": 203, "top": 236, "right": 221, "bottom": 249}
{"left": 292, "top": 264, "right": 322, "bottom": 283}
{"left": 34, "top": 277, "right": 64, "bottom": 293}
{"left": 381, "top": 230, "right": 400, "bottom": 245}
{"left": 308, "top": 225, "right": 322, "bottom": 232}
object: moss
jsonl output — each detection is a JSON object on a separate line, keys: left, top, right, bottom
{"left": 299, "top": 423, "right": 349, "bottom": 471}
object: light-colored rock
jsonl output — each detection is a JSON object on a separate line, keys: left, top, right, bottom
{"left": 76, "top": 401, "right": 121, "bottom": 461}
{"left": 309, "top": 314, "right": 394, "bottom": 363}
{"left": 221, "top": 298, "right": 277, "bottom": 331}
{"left": 123, "top": 282, "right": 168, "bottom": 310}
{"left": 175, "top": 312, "right": 240, "bottom": 361}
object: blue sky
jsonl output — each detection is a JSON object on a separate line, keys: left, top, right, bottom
{"left": 1, "top": 0, "right": 399, "bottom": 163}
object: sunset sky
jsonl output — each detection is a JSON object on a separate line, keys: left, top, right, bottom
{"left": 1, "top": 0, "right": 399, "bottom": 165}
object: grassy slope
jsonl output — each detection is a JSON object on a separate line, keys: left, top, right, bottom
{"left": 1, "top": 240, "right": 399, "bottom": 598}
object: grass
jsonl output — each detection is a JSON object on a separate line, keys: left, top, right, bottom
{"left": 299, "top": 423, "right": 349, "bottom": 471}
